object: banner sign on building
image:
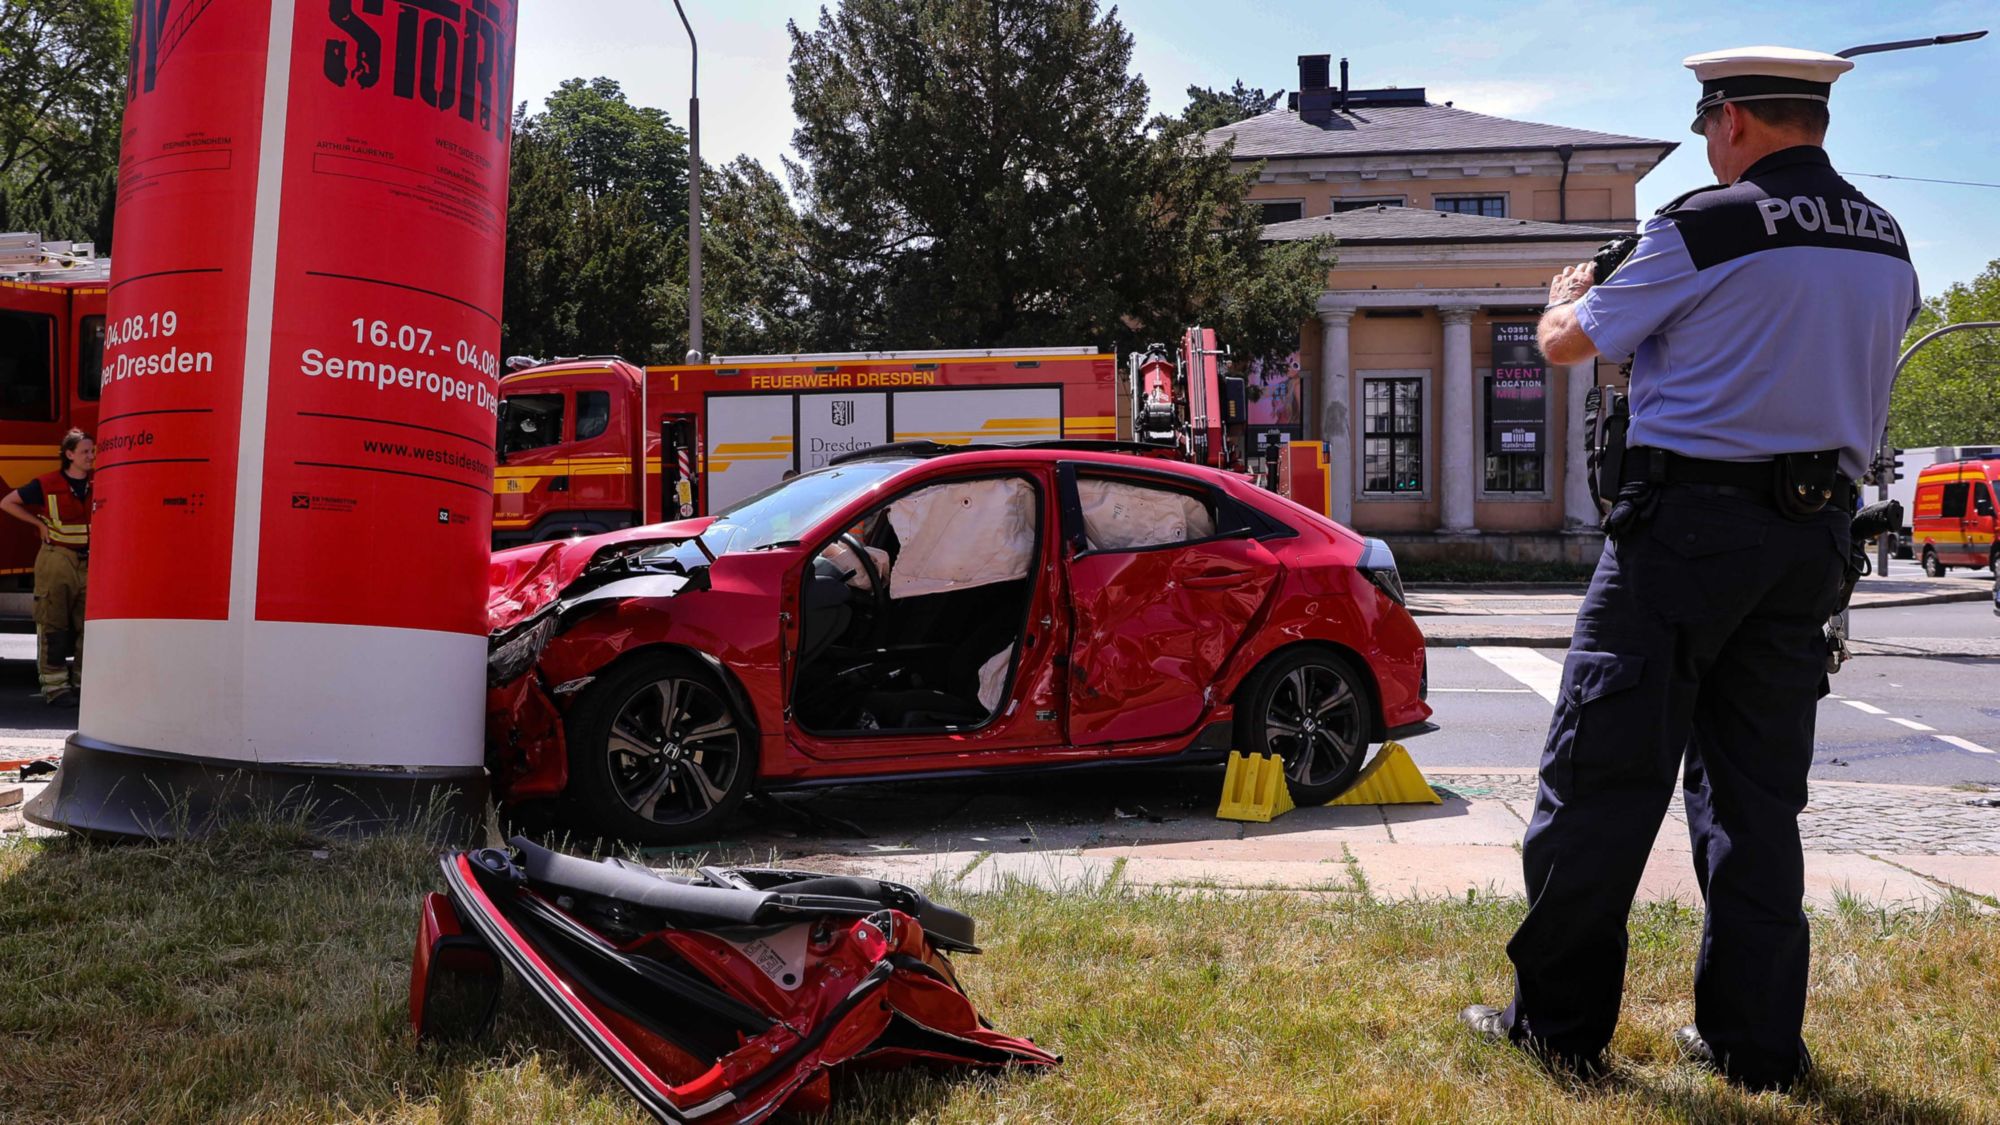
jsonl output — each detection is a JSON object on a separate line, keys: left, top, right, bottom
{"left": 1488, "top": 324, "right": 1547, "bottom": 456}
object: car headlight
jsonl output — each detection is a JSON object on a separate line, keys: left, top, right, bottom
{"left": 1356, "top": 537, "right": 1406, "bottom": 607}
{"left": 487, "top": 613, "right": 557, "bottom": 688}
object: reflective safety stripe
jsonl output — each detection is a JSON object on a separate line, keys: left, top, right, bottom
{"left": 44, "top": 490, "right": 88, "bottom": 547}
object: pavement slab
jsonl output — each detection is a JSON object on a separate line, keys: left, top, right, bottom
{"left": 1803, "top": 853, "right": 1954, "bottom": 909}
{"left": 1879, "top": 854, "right": 2000, "bottom": 901}
{"left": 1379, "top": 795, "right": 1526, "bottom": 846}
{"left": 1342, "top": 842, "right": 1526, "bottom": 900}
{"left": 956, "top": 851, "right": 1118, "bottom": 894}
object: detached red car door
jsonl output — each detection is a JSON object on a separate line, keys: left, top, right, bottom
{"left": 1061, "top": 464, "right": 1279, "bottom": 746}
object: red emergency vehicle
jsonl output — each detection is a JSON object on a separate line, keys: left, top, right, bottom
{"left": 1912, "top": 455, "right": 2000, "bottom": 577}
{"left": 492, "top": 348, "right": 1119, "bottom": 545}
{"left": 0, "top": 235, "right": 108, "bottom": 617}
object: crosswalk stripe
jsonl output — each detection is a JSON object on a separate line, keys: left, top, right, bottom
{"left": 1841, "top": 700, "right": 1888, "bottom": 715}
{"left": 1936, "top": 735, "right": 1995, "bottom": 756}
{"left": 1886, "top": 717, "right": 1935, "bottom": 731}
{"left": 1468, "top": 646, "right": 1563, "bottom": 705}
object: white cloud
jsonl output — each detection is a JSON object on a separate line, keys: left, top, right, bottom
{"left": 1421, "top": 80, "right": 1560, "bottom": 117}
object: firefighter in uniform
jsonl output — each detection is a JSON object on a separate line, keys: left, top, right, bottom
{"left": 2, "top": 430, "right": 94, "bottom": 705}
{"left": 1460, "top": 48, "right": 1922, "bottom": 1090}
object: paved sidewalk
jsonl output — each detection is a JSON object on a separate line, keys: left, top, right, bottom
{"left": 10, "top": 763, "right": 1994, "bottom": 909}
{"left": 758, "top": 768, "right": 2000, "bottom": 909}
{"left": 1412, "top": 571, "right": 1995, "bottom": 648}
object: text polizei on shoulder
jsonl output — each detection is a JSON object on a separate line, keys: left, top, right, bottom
{"left": 1680, "top": 45, "right": 1899, "bottom": 243}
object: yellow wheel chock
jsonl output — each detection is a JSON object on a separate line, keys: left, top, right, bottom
{"left": 1216, "top": 742, "right": 1440, "bottom": 822}
{"left": 1215, "top": 751, "right": 1295, "bottom": 822}
{"left": 1328, "top": 741, "right": 1441, "bottom": 806}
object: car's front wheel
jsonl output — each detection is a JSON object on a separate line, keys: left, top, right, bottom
{"left": 564, "top": 653, "right": 755, "bottom": 844}
{"left": 1922, "top": 546, "right": 1947, "bottom": 578}
{"left": 1235, "top": 648, "right": 1371, "bottom": 805}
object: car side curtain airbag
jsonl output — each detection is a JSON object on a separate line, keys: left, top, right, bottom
{"left": 886, "top": 478, "right": 1037, "bottom": 599}
{"left": 1076, "top": 479, "right": 1215, "bottom": 551}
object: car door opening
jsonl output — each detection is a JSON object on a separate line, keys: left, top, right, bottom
{"left": 793, "top": 476, "right": 1041, "bottom": 735}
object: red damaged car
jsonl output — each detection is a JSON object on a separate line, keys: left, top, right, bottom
{"left": 485, "top": 445, "right": 1432, "bottom": 843}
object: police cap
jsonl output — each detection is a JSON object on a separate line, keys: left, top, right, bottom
{"left": 1683, "top": 46, "right": 1853, "bottom": 134}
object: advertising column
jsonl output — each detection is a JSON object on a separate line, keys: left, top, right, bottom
{"left": 29, "top": 0, "right": 517, "bottom": 839}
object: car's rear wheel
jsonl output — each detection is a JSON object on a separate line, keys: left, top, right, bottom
{"left": 1922, "top": 546, "right": 1946, "bottom": 578}
{"left": 564, "top": 653, "right": 754, "bottom": 844}
{"left": 1235, "top": 648, "right": 1371, "bottom": 805}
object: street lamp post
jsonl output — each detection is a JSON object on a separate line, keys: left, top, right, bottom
{"left": 671, "top": 0, "right": 702, "bottom": 364}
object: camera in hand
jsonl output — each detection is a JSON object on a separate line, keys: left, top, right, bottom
{"left": 1589, "top": 234, "right": 1641, "bottom": 285}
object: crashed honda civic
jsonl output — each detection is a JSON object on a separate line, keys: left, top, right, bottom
{"left": 484, "top": 445, "right": 1432, "bottom": 843}
{"left": 412, "top": 836, "right": 1056, "bottom": 1123}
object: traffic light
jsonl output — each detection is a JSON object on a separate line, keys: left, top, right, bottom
{"left": 1886, "top": 448, "right": 1905, "bottom": 483}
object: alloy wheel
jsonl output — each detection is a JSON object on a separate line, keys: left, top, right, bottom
{"left": 1264, "top": 662, "right": 1365, "bottom": 789}
{"left": 603, "top": 676, "right": 743, "bottom": 825}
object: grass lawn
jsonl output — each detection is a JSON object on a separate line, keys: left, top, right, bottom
{"left": 1, "top": 824, "right": 1995, "bottom": 1124}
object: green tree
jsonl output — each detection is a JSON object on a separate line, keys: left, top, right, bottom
{"left": 787, "top": 0, "right": 1327, "bottom": 361}
{"left": 0, "top": 0, "right": 130, "bottom": 248}
{"left": 699, "top": 157, "right": 812, "bottom": 357}
{"left": 528, "top": 77, "right": 688, "bottom": 234}
{"left": 1888, "top": 259, "right": 2000, "bottom": 447}
{"left": 1177, "top": 80, "right": 1281, "bottom": 131}
{"left": 501, "top": 104, "right": 678, "bottom": 363}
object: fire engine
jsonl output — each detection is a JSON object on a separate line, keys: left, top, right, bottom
{"left": 492, "top": 348, "right": 1119, "bottom": 545}
{"left": 0, "top": 234, "right": 108, "bottom": 617}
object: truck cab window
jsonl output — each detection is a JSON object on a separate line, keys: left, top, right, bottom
{"left": 1974, "top": 483, "right": 1994, "bottom": 518}
{"left": 0, "top": 309, "right": 55, "bottom": 421}
{"left": 576, "top": 390, "right": 611, "bottom": 439}
{"left": 1940, "top": 482, "right": 1968, "bottom": 520}
{"left": 500, "top": 393, "right": 565, "bottom": 454}
{"left": 77, "top": 315, "right": 105, "bottom": 401}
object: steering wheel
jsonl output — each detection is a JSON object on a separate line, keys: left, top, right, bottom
{"left": 838, "top": 532, "right": 888, "bottom": 616}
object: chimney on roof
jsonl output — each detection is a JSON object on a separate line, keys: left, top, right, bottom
{"left": 1295, "top": 53, "right": 1335, "bottom": 126}
{"left": 1340, "top": 57, "right": 1349, "bottom": 108}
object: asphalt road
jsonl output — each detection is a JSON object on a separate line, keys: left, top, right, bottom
{"left": 4, "top": 602, "right": 1994, "bottom": 787}
{"left": 1416, "top": 602, "right": 2000, "bottom": 788}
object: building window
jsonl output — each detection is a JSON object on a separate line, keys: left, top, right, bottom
{"left": 1259, "top": 200, "right": 1304, "bottom": 224}
{"left": 1361, "top": 378, "right": 1423, "bottom": 493}
{"left": 1434, "top": 195, "right": 1506, "bottom": 218}
{"left": 1332, "top": 197, "right": 1404, "bottom": 211}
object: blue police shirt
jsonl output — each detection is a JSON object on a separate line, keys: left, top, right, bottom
{"left": 1574, "top": 146, "right": 1921, "bottom": 478}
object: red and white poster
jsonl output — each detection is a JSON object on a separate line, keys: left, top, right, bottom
{"left": 89, "top": 2, "right": 275, "bottom": 621}
{"left": 254, "top": 0, "right": 516, "bottom": 635}
{"left": 90, "top": 0, "right": 514, "bottom": 635}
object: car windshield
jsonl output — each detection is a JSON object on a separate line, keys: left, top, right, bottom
{"left": 633, "top": 461, "right": 911, "bottom": 568}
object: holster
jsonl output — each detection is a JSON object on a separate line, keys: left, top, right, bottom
{"left": 1774, "top": 450, "right": 1842, "bottom": 519}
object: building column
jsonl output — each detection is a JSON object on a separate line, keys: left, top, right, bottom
{"left": 1438, "top": 306, "right": 1478, "bottom": 534}
{"left": 1317, "top": 304, "right": 1356, "bottom": 525}
{"left": 1564, "top": 359, "right": 1599, "bottom": 530}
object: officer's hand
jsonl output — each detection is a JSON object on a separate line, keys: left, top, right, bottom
{"left": 1548, "top": 261, "right": 1595, "bottom": 306}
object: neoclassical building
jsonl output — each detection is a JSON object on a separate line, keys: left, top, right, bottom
{"left": 1208, "top": 56, "right": 1678, "bottom": 560}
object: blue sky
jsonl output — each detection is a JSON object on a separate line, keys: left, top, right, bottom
{"left": 516, "top": 0, "right": 1999, "bottom": 297}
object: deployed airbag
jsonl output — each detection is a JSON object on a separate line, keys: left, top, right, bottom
{"left": 412, "top": 839, "right": 1057, "bottom": 1124}
{"left": 1077, "top": 479, "right": 1214, "bottom": 550}
{"left": 886, "top": 478, "right": 1036, "bottom": 599}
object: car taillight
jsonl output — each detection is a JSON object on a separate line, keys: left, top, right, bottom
{"left": 1356, "top": 537, "right": 1406, "bottom": 607}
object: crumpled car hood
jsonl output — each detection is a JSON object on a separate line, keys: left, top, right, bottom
{"left": 411, "top": 837, "right": 1059, "bottom": 1123}
{"left": 487, "top": 517, "right": 715, "bottom": 632}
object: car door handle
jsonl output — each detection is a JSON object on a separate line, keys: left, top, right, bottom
{"left": 1183, "top": 569, "right": 1251, "bottom": 589}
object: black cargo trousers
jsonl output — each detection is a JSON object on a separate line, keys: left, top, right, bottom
{"left": 1501, "top": 484, "right": 1849, "bottom": 1089}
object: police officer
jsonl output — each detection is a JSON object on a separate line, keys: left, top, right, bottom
{"left": 2, "top": 429, "right": 94, "bottom": 705}
{"left": 1460, "top": 47, "right": 1922, "bottom": 1090}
